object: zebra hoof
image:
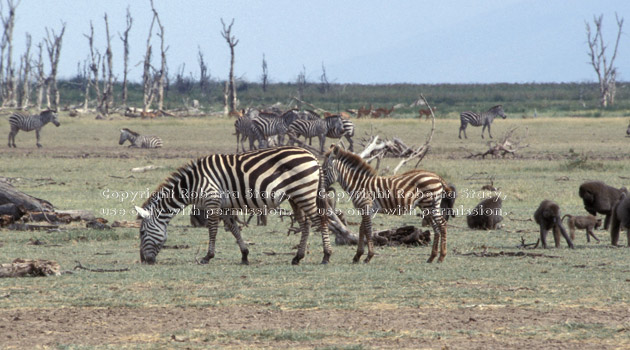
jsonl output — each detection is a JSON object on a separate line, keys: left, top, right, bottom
{"left": 291, "top": 257, "right": 301, "bottom": 265}
{"left": 36, "top": 144, "right": 42, "bottom": 148}
{"left": 240, "top": 259, "right": 249, "bottom": 265}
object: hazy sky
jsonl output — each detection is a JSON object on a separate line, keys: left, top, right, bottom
{"left": 7, "top": 0, "right": 630, "bottom": 84}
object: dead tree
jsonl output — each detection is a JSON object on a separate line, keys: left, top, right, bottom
{"left": 19, "top": 33, "right": 31, "bottom": 109}
{"left": 261, "top": 53, "right": 268, "bottom": 92}
{"left": 0, "top": 0, "right": 19, "bottom": 107}
{"left": 142, "top": 12, "right": 157, "bottom": 113}
{"left": 198, "top": 47, "right": 210, "bottom": 96}
{"left": 296, "top": 65, "right": 306, "bottom": 108}
{"left": 319, "top": 62, "right": 330, "bottom": 93}
{"left": 44, "top": 22, "right": 66, "bottom": 110}
{"left": 84, "top": 22, "right": 101, "bottom": 112}
{"left": 357, "top": 94, "right": 435, "bottom": 174}
{"left": 221, "top": 18, "right": 238, "bottom": 114}
{"left": 586, "top": 13, "right": 624, "bottom": 108}
{"left": 118, "top": 6, "right": 132, "bottom": 107}
{"left": 151, "top": 0, "right": 167, "bottom": 111}
{"left": 466, "top": 127, "right": 529, "bottom": 159}
{"left": 34, "top": 42, "right": 44, "bottom": 110}
{"left": 100, "top": 13, "right": 114, "bottom": 115}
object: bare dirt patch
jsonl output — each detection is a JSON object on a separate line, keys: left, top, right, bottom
{"left": 2, "top": 305, "right": 629, "bottom": 349}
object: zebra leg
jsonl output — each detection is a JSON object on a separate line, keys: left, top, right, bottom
{"left": 8, "top": 127, "right": 17, "bottom": 147}
{"left": 201, "top": 205, "right": 221, "bottom": 264}
{"left": 307, "top": 204, "right": 332, "bottom": 265}
{"left": 487, "top": 123, "right": 493, "bottom": 139}
{"left": 357, "top": 210, "right": 375, "bottom": 263}
{"left": 222, "top": 214, "right": 249, "bottom": 264}
{"left": 36, "top": 129, "right": 42, "bottom": 148}
{"left": 319, "top": 135, "right": 326, "bottom": 153}
{"left": 235, "top": 133, "right": 240, "bottom": 153}
{"left": 290, "top": 203, "right": 310, "bottom": 265}
{"left": 345, "top": 135, "right": 354, "bottom": 152}
{"left": 425, "top": 210, "right": 446, "bottom": 263}
{"left": 459, "top": 124, "right": 467, "bottom": 139}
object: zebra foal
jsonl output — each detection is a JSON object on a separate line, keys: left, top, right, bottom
{"left": 459, "top": 105, "right": 506, "bottom": 139}
{"left": 7, "top": 109, "right": 60, "bottom": 148}
{"left": 323, "top": 145, "right": 451, "bottom": 263}
{"left": 119, "top": 128, "right": 163, "bottom": 148}
{"left": 134, "top": 146, "right": 331, "bottom": 265}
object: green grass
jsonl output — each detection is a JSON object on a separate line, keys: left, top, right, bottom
{"left": 1, "top": 113, "right": 630, "bottom": 348}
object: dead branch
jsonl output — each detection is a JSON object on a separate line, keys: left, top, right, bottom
{"left": 0, "top": 258, "right": 61, "bottom": 278}
{"left": 466, "top": 127, "right": 529, "bottom": 159}
{"left": 74, "top": 261, "right": 129, "bottom": 273}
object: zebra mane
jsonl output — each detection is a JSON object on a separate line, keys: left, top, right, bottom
{"left": 121, "top": 128, "right": 139, "bottom": 136}
{"left": 324, "top": 114, "right": 341, "bottom": 119}
{"left": 325, "top": 145, "right": 377, "bottom": 177}
{"left": 141, "top": 160, "right": 197, "bottom": 209}
{"left": 305, "top": 109, "right": 322, "bottom": 118}
{"left": 490, "top": 105, "right": 503, "bottom": 111}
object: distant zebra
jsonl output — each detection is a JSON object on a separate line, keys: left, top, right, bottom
{"left": 327, "top": 118, "right": 355, "bottom": 152}
{"left": 119, "top": 128, "right": 163, "bottom": 148}
{"left": 7, "top": 109, "right": 60, "bottom": 148}
{"left": 322, "top": 145, "right": 451, "bottom": 263}
{"left": 252, "top": 110, "right": 300, "bottom": 148}
{"left": 234, "top": 109, "right": 260, "bottom": 152}
{"left": 288, "top": 115, "right": 344, "bottom": 153}
{"left": 134, "top": 146, "right": 331, "bottom": 265}
{"left": 626, "top": 121, "right": 630, "bottom": 137}
{"left": 459, "top": 105, "right": 507, "bottom": 139}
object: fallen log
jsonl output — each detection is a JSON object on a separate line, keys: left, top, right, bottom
{"left": 373, "top": 226, "right": 431, "bottom": 246}
{"left": 0, "top": 180, "right": 54, "bottom": 212}
{"left": 0, "top": 258, "right": 61, "bottom": 278}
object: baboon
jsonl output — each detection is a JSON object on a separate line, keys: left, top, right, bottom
{"left": 561, "top": 214, "right": 601, "bottom": 243}
{"left": 466, "top": 195, "right": 503, "bottom": 230}
{"left": 422, "top": 183, "right": 457, "bottom": 226}
{"left": 534, "top": 200, "right": 574, "bottom": 249}
{"left": 579, "top": 181, "right": 628, "bottom": 230}
{"left": 610, "top": 193, "right": 630, "bottom": 246}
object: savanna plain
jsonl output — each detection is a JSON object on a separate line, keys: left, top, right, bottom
{"left": 1, "top": 112, "right": 630, "bottom": 349}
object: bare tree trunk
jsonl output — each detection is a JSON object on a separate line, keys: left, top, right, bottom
{"left": 296, "top": 65, "right": 306, "bottom": 109}
{"left": 81, "top": 60, "right": 89, "bottom": 112}
{"left": 35, "top": 42, "right": 44, "bottom": 110}
{"left": 119, "top": 6, "right": 132, "bottom": 107}
{"left": 102, "top": 13, "right": 114, "bottom": 115}
{"left": 44, "top": 23, "right": 66, "bottom": 110}
{"left": 0, "top": 0, "right": 18, "bottom": 107}
{"left": 261, "top": 53, "right": 268, "bottom": 92}
{"left": 84, "top": 22, "right": 101, "bottom": 113}
{"left": 221, "top": 18, "right": 239, "bottom": 113}
{"left": 151, "top": 0, "right": 167, "bottom": 111}
{"left": 142, "top": 12, "right": 156, "bottom": 113}
{"left": 586, "top": 13, "right": 623, "bottom": 108}
{"left": 222, "top": 80, "right": 229, "bottom": 116}
{"left": 19, "top": 33, "right": 31, "bottom": 109}
{"left": 198, "top": 47, "right": 209, "bottom": 96}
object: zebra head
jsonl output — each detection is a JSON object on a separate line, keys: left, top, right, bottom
{"left": 492, "top": 105, "right": 507, "bottom": 119}
{"left": 43, "top": 109, "right": 60, "bottom": 127}
{"left": 135, "top": 205, "right": 167, "bottom": 264}
{"left": 322, "top": 145, "right": 342, "bottom": 191}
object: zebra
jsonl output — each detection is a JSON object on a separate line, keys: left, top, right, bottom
{"left": 234, "top": 109, "right": 260, "bottom": 152}
{"left": 322, "top": 144, "right": 451, "bottom": 263}
{"left": 326, "top": 118, "right": 355, "bottom": 152}
{"left": 458, "top": 105, "right": 507, "bottom": 139}
{"left": 134, "top": 146, "right": 331, "bottom": 265}
{"left": 7, "top": 109, "right": 60, "bottom": 148}
{"left": 287, "top": 115, "right": 344, "bottom": 153}
{"left": 626, "top": 120, "right": 630, "bottom": 137}
{"left": 251, "top": 110, "right": 300, "bottom": 148}
{"left": 119, "top": 128, "right": 163, "bottom": 148}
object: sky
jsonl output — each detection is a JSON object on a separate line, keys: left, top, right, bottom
{"left": 5, "top": 0, "right": 630, "bottom": 84}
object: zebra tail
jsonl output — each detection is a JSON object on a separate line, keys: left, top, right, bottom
{"left": 317, "top": 168, "right": 329, "bottom": 227}
{"left": 440, "top": 179, "right": 453, "bottom": 194}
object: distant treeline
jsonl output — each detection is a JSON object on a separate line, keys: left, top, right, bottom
{"left": 57, "top": 79, "right": 630, "bottom": 118}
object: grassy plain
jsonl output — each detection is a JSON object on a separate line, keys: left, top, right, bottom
{"left": 1, "top": 113, "right": 630, "bottom": 349}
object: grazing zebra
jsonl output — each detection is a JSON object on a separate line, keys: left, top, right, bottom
{"left": 322, "top": 144, "right": 451, "bottom": 263}
{"left": 458, "top": 105, "right": 507, "bottom": 139}
{"left": 287, "top": 115, "right": 344, "bottom": 153}
{"left": 326, "top": 118, "right": 355, "bottom": 152}
{"left": 7, "top": 109, "right": 60, "bottom": 148}
{"left": 134, "top": 146, "right": 331, "bottom": 265}
{"left": 119, "top": 128, "right": 163, "bottom": 148}
{"left": 626, "top": 120, "right": 630, "bottom": 137}
{"left": 251, "top": 110, "right": 299, "bottom": 148}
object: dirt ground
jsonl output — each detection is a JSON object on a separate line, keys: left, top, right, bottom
{"left": 2, "top": 305, "right": 629, "bottom": 349}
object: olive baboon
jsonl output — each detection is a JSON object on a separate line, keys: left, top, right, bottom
{"left": 466, "top": 196, "right": 503, "bottom": 230}
{"left": 579, "top": 181, "right": 628, "bottom": 230}
{"left": 561, "top": 214, "right": 601, "bottom": 243}
{"left": 610, "top": 193, "right": 630, "bottom": 246}
{"left": 422, "top": 184, "right": 457, "bottom": 226}
{"left": 534, "top": 200, "right": 574, "bottom": 249}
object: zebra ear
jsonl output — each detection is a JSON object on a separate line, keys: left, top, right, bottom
{"left": 135, "top": 206, "right": 151, "bottom": 219}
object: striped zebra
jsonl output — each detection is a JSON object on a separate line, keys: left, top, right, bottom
{"left": 7, "top": 109, "right": 60, "bottom": 148}
{"left": 326, "top": 118, "right": 355, "bottom": 152}
{"left": 119, "top": 128, "right": 163, "bottom": 148}
{"left": 252, "top": 110, "right": 299, "bottom": 148}
{"left": 287, "top": 115, "right": 344, "bottom": 153}
{"left": 322, "top": 144, "right": 451, "bottom": 263}
{"left": 458, "top": 105, "right": 506, "bottom": 139}
{"left": 234, "top": 109, "right": 260, "bottom": 152}
{"left": 134, "top": 146, "right": 331, "bottom": 265}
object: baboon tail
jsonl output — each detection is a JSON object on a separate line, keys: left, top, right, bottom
{"left": 561, "top": 214, "right": 571, "bottom": 223}
{"left": 441, "top": 179, "right": 453, "bottom": 194}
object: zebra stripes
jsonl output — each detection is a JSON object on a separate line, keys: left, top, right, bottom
{"left": 458, "top": 105, "right": 506, "bottom": 139}
{"left": 135, "top": 146, "right": 331, "bottom": 265}
{"left": 119, "top": 128, "right": 163, "bottom": 148}
{"left": 288, "top": 115, "right": 344, "bottom": 153}
{"left": 323, "top": 145, "right": 451, "bottom": 263}
{"left": 7, "top": 109, "right": 60, "bottom": 148}
{"left": 251, "top": 110, "right": 299, "bottom": 148}
{"left": 234, "top": 110, "right": 260, "bottom": 152}
{"left": 326, "top": 118, "right": 355, "bottom": 152}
